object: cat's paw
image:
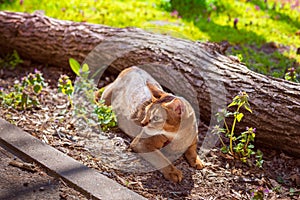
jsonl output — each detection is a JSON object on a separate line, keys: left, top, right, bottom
{"left": 194, "top": 157, "right": 205, "bottom": 169}
{"left": 189, "top": 156, "right": 205, "bottom": 170}
{"left": 162, "top": 166, "right": 183, "bottom": 183}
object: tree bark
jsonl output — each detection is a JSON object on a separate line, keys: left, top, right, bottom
{"left": 0, "top": 11, "right": 299, "bottom": 157}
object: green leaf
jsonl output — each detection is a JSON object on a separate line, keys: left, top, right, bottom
{"left": 69, "top": 58, "right": 81, "bottom": 76}
{"left": 236, "top": 112, "right": 244, "bottom": 122}
{"left": 289, "top": 188, "right": 295, "bottom": 195}
{"left": 82, "top": 63, "right": 89, "bottom": 72}
{"left": 21, "top": 93, "right": 28, "bottom": 109}
{"left": 256, "top": 149, "right": 263, "bottom": 157}
{"left": 33, "top": 84, "right": 42, "bottom": 93}
{"left": 216, "top": 114, "right": 223, "bottom": 123}
{"left": 228, "top": 101, "right": 237, "bottom": 107}
{"left": 66, "top": 89, "right": 73, "bottom": 96}
{"left": 277, "top": 176, "right": 284, "bottom": 184}
{"left": 211, "top": 125, "right": 220, "bottom": 135}
{"left": 221, "top": 146, "right": 229, "bottom": 153}
{"left": 244, "top": 103, "right": 252, "bottom": 113}
{"left": 32, "top": 99, "right": 39, "bottom": 106}
{"left": 225, "top": 112, "right": 234, "bottom": 117}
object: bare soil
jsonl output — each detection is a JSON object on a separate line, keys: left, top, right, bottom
{"left": 0, "top": 62, "right": 299, "bottom": 200}
{"left": 0, "top": 145, "right": 88, "bottom": 200}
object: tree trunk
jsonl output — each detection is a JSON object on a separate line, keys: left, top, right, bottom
{"left": 0, "top": 11, "right": 299, "bottom": 157}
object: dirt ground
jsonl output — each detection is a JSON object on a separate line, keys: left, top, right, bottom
{"left": 0, "top": 145, "right": 88, "bottom": 200}
{"left": 0, "top": 61, "right": 299, "bottom": 200}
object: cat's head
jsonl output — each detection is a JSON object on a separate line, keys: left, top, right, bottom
{"left": 141, "top": 83, "right": 185, "bottom": 134}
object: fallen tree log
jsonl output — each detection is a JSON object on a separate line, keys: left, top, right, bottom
{"left": 0, "top": 11, "right": 299, "bottom": 157}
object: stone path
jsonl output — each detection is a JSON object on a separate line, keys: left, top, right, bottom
{"left": 0, "top": 118, "right": 146, "bottom": 200}
{"left": 0, "top": 145, "right": 88, "bottom": 200}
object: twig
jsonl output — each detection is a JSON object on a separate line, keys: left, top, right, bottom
{"left": 9, "top": 160, "right": 37, "bottom": 173}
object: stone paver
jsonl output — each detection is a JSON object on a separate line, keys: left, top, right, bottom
{"left": 0, "top": 118, "right": 146, "bottom": 200}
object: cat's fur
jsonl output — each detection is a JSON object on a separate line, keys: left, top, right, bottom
{"left": 101, "top": 66, "right": 204, "bottom": 182}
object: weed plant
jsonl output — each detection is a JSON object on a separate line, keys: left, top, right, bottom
{"left": 213, "top": 91, "right": 263, "bottom": 168}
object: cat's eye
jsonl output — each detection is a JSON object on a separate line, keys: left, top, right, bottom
{"left": 152, "top": 116, "right": 160, "bottom": 121}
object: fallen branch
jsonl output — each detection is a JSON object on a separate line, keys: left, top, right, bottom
{"left": 0, "top": 11, "right": 299, "bottom": 157}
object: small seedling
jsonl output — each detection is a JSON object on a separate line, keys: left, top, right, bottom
{"left": 0, "top": 50, "right": 23, "bottom": 70}
{"left": 0, "top": 70, "right": 46, "bottom": 110}
{"left": 235, "top": 53, "right": 243, "bottom": 62}
{"left": 213, "top": 91, "right": 263, "bottom": 167}
{"left": 69, "top": 58, "right": 89, "bottom": 78}
{"left": 285, "top": 67, "right": 299, "bottom": 83}
{"left": 59, "top": 58, "right": 117, "bottom": 131}
{"left": 288, "top": 188, "right": 300, "bottom": 197}
{"left": 251, "top": 187, "right": 270, "bottom": 200}
{"left": 58, "top": 74, "right": 74, "bottom": 107}
{"left": 94, "top": 99, "right": 117, "bottom": 131}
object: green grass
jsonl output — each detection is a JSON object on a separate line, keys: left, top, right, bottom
{"left": 1, "top": 0, "right": 299, "bottom": 80}
{"left": 231, "top": 45, "right": 296, "bottom": 77}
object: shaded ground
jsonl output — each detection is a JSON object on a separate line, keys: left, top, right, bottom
{"left": 0, "top": 145, "right": 88, "bottom": 200}
{"left": 0, "top": 62, "right": 300, "bottom": 199}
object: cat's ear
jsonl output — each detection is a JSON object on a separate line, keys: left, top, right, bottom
{"left": 147, "top": 82, "right": 165, "bottom": 100}
{"left": 163, "top": 98, "right": 184, "bottom": 117}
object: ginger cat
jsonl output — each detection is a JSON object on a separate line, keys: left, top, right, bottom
{"left": 101, "top": 66, "right": 204, "bottom": 183}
